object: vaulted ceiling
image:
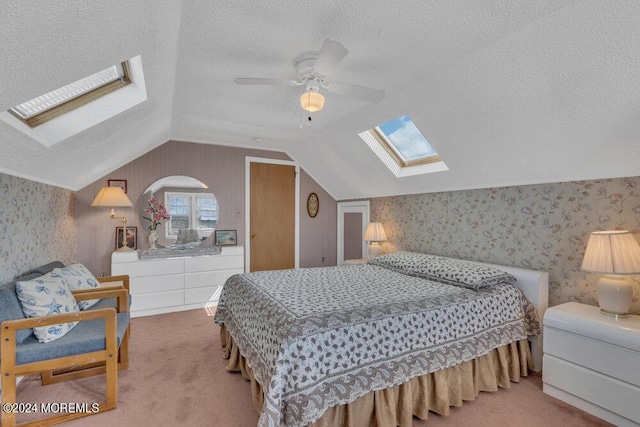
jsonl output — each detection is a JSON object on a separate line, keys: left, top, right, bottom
{"left": 1, "top": 1, "right": 639, "bottom": 200}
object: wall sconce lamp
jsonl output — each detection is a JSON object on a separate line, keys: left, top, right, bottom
{"left": 581, "top": 230, "right": 640, "bottom": 317}
{"left": 364, "top": 222, "right": 387, "bottom": 260}
{"left": 91, "top": 186, "right": 134, "bottom": 251}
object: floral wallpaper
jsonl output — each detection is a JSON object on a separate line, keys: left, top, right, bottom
{"left": 371, "top": 176, "right": 640, "bottom": 309}
{"left": 0, "top": 173, "right": 76, "bottom": 285}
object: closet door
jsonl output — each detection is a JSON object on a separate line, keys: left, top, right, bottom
{"left": 250, "top": 162, "right": 296, "bottom": 271}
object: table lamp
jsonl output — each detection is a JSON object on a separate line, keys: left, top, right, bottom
{"left": 364, "top": 222, "right": 387, "bottom": 260}
{"left": 581, "top": 230, "right": 640, "bottom": 317}
{"left": 91, "top": 186, "right": 134, "bottom": 251}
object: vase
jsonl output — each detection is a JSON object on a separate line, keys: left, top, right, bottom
{"left": 149, "top": 230, "right": 159, "bottom": 249}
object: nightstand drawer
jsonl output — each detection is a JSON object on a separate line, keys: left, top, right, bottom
{"left": 544, "top": 326, "right": 640, "bottom": 387}
{"left": 544, "top": 355, "right": 640, "bottom": 423}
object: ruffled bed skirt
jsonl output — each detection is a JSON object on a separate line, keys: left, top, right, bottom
{"left": 220, "top": 325, "right": 532, "bottom": 427}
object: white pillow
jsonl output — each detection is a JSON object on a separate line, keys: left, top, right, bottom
{"left": 16, "top": 272, "right": 79, "bottom": 343}
{"left": 52, "top": 263, "right": 100, "bottom": 310}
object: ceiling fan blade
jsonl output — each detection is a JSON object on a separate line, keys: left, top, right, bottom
{"left": 326, "top": 83, "right": 385, "bottom": 103}
{"left": 234, "top": 78, "right": 296, "bottom": 86}
{"left": 312, "top": 39, "right": 349, "bottom": 77}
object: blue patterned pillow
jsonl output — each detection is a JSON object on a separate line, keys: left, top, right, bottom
{"left": 52, "top": 263, "right": 100, "bottom": 310}
{"left": 16, "top": 272, "right": 79, "bottom": 343}
{"left": 369, "top": 251, "right": 516, "bottom": 291}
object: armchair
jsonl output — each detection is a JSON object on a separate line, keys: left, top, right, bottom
{"left": 1, "top": 272, "right": 130, "bottom": 427}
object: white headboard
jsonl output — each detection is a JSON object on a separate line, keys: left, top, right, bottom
{"left": 471, "top": 260, "right": 549, "bottom": 372}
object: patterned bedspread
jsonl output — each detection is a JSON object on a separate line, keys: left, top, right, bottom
{"left": 214, "top": 264, "right": 539, "bottom": 427}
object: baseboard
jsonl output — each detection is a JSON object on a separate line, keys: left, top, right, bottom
{"left": 130, "top": 302, "right": 218, "bottom": 318}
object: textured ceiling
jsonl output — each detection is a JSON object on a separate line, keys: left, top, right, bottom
{"left": 1, "top": 0, "right": 639, "bottom": 199}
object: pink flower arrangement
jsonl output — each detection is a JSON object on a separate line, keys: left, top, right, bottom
{"left": 143, "top": 197, "right": 171, "bottom": 231}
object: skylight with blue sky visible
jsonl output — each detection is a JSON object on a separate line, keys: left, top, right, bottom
{"left": 375, "top": 114, "right": 439, "bottom": 165}
{"left": 359, "top": 114, "right": 448, "bottom": 178}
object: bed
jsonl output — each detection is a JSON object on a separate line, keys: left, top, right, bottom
{"left": 214, "top": 252, "right": 548, "bottom": 427}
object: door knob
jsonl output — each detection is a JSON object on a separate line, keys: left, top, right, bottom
{"left": 251, "top": 234, "right": 257, "bottom": 239}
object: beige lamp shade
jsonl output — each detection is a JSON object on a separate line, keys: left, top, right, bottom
{"left": 91, "top": 186, "right": 134, "bottom": 251}
{"left": 581, "top": 230, "right": 640, "bottom": 274}
{"left": 364, "top": 222, "right": 387, "bottom": 242}
{"left": 581, "top": 230, "right": 640, "bottom": 316}
{"left": 300, "top": 91, "right": 325, "bottom": 112}
{"left": 91, "top": 186, "right": 133, "bottom": 207}
{"left": 364, "top": 222, "right": 387, "bottom": 260}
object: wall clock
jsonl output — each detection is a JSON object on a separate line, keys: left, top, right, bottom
{"left": 307, "top": 193, "right": 319, "bottom": 218}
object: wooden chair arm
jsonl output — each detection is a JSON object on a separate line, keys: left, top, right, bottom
{"left": 73, "top": 285, "right": 123, "bottom": 294}
{"left": 1, "top": 308, "right": 117, "bottom": 332}
{"left": 97, "top": 275, "right": 130, "bottom": 293}
{"left": 73, "top": 288, "right": 129, "bottom": 313}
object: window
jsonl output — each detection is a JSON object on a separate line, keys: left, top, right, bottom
{"left": 0, "top": 55, "right": 146, "bottom": 148}
{"left": 359, "top": 114, "right": 448, "bottom": 178}
{"left": 8, "top": 61, "right": 131, "bottom": 128}
{"left": 165, "top": 192, "right": 218, "bottom": 239}
{"left": 374, "top": 114, "right": 439, "bottom": 166}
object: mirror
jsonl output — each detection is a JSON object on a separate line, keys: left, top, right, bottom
{"left": 138, "top": 175, "right": 218, "bottom": 248}
{"left": 337, "top": 201, "right": 370, "bottom": 264}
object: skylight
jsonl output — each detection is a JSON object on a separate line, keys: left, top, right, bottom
{"left": 359, "top": 114, "right": 448, "bottom": 178}
{"left": 9, "top": 62, "right": 131, "bottom": 128}
{"left": 0, "top": 55, "right": 147, "bottom": 148}
{"left": 375, "top": 114, "right": 440, "bottom": 166}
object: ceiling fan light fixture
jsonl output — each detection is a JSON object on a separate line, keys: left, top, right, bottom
{"left": 300, "top": 91, "right": 325, "bottom": 112}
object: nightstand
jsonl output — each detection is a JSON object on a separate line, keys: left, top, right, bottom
{"left": 543, "top": 302, "right": 640, "bottom": 426}
{"left": 343, "top": 258, "right": 368, "bottom": 265}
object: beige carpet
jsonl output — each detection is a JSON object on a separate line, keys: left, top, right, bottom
{"left": 14, "top": 308, "right": 612, "bottom": 426}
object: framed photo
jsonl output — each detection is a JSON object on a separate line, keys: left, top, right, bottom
{"left": 116, "top": 226, "right": 137, "bottom": 250}
{"left": 108, "top": 179, "right": 128, "bottom": 194}
{"left": 215, "top": 229, "right": 237, "bottom": 246}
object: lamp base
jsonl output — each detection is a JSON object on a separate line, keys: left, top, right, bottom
{"left": 599, "top": 309, "right": 631, "bottom": 319}
{"left": 116, "top": 245, "right": 135, "bottom": 252}
{"left": 368, "top": 242, "right": 382, "bottom": 260}
{"left": 596, "top": 275, "right": 633, "bottom": 316}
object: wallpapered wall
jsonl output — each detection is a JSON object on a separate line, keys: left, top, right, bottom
{"left": 370, "top": 176, "right": 640, "bottom": 309}
{"left": 0, "top": 173, "right": 76, "bottom": 284}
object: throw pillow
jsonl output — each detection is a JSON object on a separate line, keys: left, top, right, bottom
{"left": 16, "top": 272, "right": 79, "bottom": 343}
{"left": 52, "top": 263, "right": 100, "bottom": 310}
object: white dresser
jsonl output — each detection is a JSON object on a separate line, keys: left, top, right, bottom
{"left": 543, "top": 302, "right": 640, "bottom": 426}
{"left": 111, "top": 247, "right": 244, "bottom": 317}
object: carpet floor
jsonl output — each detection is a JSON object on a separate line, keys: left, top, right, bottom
{"left": 14, "top": 308, "right": 613, "bottom": 426}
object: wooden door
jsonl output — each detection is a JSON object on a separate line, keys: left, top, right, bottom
{"left": 250, "top": 162, "right": 296, "bottom": 271}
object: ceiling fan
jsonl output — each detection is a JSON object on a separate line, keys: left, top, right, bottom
{"left": 234, "top": 39, "right": 385, "bottom": 113}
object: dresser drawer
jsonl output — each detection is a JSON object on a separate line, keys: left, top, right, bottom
{"left": 185, "top": 255, "right": 243, "bottom": 272}
{"left": 185, "top": 286, "right": 222, "bottom": 305}
{"left": 113, "top": 258, "right": 184, "bottom": 277}
{"left": 543, "top": 355, "right": 640, "bottom": 423}
{"left": 130, "top": 290, "right": 184, "bottom": 312}
{"left": 130, "top": 274, "right": 184, "bottom": 295}
{"left": 544, "top": 326, "right": 640, "bottom": 387}
{"left": 184, "top": 269, "right": 243, "bottom": 289}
